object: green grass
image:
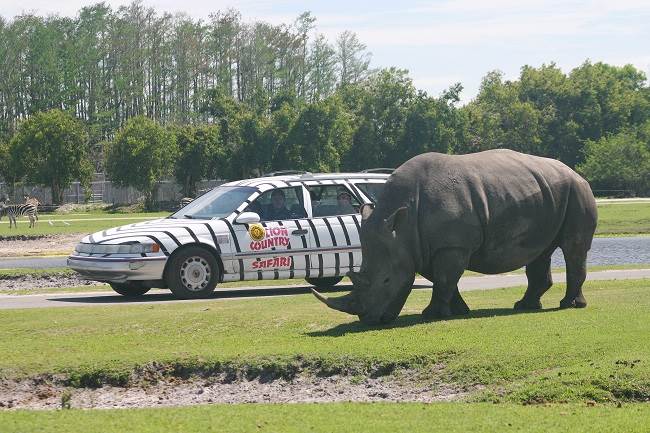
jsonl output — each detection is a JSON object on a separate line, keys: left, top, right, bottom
{"left": 2, "top": 403, "right": 650, "bottom": 433}
{"left": 0, "top": 267, "right": 76, "bottom": 278}
{"left": 0, "top": 211, "right": 169, "bottom": 236}
{"left": 1, "top": 279, "right": 649, "bottom": 404}
{"left": 596, "top": 202, "right": 650, "bottom": 236}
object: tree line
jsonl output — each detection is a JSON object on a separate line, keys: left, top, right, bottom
{"left": 1, "top": 3, "right": 649, "bottom": 205}
{"left": 0, "top": 2, "right": 370, "bottom": 143}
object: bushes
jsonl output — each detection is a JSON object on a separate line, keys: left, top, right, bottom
{"left": 578, "top": 122, "right": 650, "bottom": 196}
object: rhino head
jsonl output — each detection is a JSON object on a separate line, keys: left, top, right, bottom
{"left": 313, "top": 203, "right": 416, "bottom": 325}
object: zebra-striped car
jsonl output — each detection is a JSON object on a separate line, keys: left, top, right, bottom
{"left": 68, "top": 172, "right": 388, "bottom": 298}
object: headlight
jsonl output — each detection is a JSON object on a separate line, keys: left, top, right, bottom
{"left": 75, "top": 243, "right": 160, "bottom": 254}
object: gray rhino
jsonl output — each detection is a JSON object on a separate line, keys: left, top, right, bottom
{"left": 313, "top": 149, "right": 597, "bottom": 325}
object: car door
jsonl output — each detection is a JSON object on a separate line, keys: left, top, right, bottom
{"left": 231, "top": 185, "right": 314, "bottom": 281}
{"left": 305, "top": 183, "right": 363, "bottom": 279}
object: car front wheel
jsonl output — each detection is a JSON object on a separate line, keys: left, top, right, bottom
{"left": 305, "top": 276, "right": 343, "bottom": 289}
{"left": 110, "top": 282, "right": 151, "bottom": 297}
{"left": 166, "top": 246, "right": 219, "bottom": 299}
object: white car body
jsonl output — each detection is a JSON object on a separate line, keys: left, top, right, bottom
{"left": 68, "top": 172, "right": 388, "bottom": 288}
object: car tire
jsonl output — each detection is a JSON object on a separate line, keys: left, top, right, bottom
{"left": 305, "top": 276, "right": 343, "bottom": 289}
{"left": 166, "top": 246, "right": 219, "bottom": 299}
{"left": 110, "top": 282, "right": 151, "bottom": 297}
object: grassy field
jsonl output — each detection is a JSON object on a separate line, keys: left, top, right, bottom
{"left": 0, "top": 201, "right": 648, "bottom": 237}
{"left": 2, "top": 403, "right": 650, "bottom": 433}
{"left": 1, "top": 279, "right": 649, "bottom": 405}
{"left": 0, "top": 211, "right": 169, "bottom": 236}
{"left": 595, "top": 202, "right": 650, "bottom": 236}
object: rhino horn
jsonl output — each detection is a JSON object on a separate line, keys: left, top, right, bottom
{"left": 311, "top": 289, "right": 361, "bottom": 315}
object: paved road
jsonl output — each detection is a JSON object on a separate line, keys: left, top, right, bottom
{"left": 1, "top": 268, "right": 648, "bottom": 310}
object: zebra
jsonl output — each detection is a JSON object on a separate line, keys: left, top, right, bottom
{"left": 0, "top": 202, "right": 38, "bottom": 228}
{"left": 23, "top": 195, "right": 40, "bottom": 221}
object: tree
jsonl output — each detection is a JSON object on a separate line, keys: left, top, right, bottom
{"left": 343, "top": 68, "right": 416, "bottom": 169}
{"left": 336, "top": 31, "right": 371, "bottom": 87}
{"left": 172, "top": 124, "right": 223, "bottom": 197}
{"left": 400, "top": 84, "right": 464, "bottom": 159}
{"left": 578, "top": 123, "right": 650, "bottom": 196}
{"left": 106, "top": 116, "right": 177, "bottom": 207}
{"left": 462, "top": 71, "right": 543, "bottom": 155}
{"left": 288, "top": 95, "right": 353, "bottom": 171}
{"left": 8, "top": 109, "right": 91, "bottom": 204}
{"left": 307, "top": 34, "right": 337, "bottom": 102}
{"left": 269, "top": 101, "right": 299, "bottom": 170}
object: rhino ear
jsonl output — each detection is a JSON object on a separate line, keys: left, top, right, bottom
{"left": 383, "top": 206, "right": 408, "bottom": 233}
{"left": 347, "top": 270, "right": 369, "bottom": 288}
{"left": 360, "top": 203, "right": 375, "bottom": 221}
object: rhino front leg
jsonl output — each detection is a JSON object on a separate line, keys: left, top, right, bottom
{"left": 423, "top": 248, "right": 470, "bottom": 321}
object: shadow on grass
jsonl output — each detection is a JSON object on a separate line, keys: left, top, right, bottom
{"left": 47, "top": 283, "right": 432, "bottom": 305}
{"left": 306, "top": 307, "right": 562, "bottom": 337}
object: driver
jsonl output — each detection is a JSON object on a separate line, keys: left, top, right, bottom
{"left": 264, "top": 189, "right": 292, "bottom": 221}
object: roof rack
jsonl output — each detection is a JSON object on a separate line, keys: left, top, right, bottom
{"left": 360, "top": 168, "right": 394, "bottom": 174}
{"left": 262, "top": 170, "right": 307, "bottom": 177}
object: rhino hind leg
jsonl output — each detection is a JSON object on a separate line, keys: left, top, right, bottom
{"left": 559, "top": 242, "right": 588, "bottom": 309}
{"left": 514, "top": 254, "right": 553, "bottom": 310}
{"left": 423, "top": 248, "right": 470, "bottom": 321}
{"left": 450, "top": 288, "right": 470, "bottom": 315}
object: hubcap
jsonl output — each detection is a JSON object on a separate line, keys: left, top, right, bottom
{"left": 180, "top": 256, "right": 211, "bottom": 291}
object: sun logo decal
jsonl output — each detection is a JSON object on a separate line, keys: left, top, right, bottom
{"left": 249, "top": 223, "right": 266, "bottom": 241}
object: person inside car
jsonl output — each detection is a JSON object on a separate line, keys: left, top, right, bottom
{"left": 264, "top": 189, "right": 292, "bottom": 221}
{"left": 336, "top": 189, "right": 356, "bottom": 214}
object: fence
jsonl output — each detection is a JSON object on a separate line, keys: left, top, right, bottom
{"left": 0, "top": 177, "right": 225, "bottom": 206}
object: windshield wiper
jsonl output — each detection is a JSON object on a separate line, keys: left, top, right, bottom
{"left": 184, "top": 215, "right": 212, "bottom": 220}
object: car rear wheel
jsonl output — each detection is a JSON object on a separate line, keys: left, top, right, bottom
{"left": 110, "top": 282, "right": 151, "bottom": 297}
{"left": 305, "top": 276, "right": 343, "bottom": 289}
{"left": 166, "top": 246, "right": 219, "bottom": 299}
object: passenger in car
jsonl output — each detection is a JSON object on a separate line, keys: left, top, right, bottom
{"left": 336, "top": 189, "right": 356, "bottom": 214}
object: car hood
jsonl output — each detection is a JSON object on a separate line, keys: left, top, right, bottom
{"left": 79, "top": 218, "right": 231, "bottom": 247}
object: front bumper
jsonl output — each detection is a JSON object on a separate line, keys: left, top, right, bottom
{"left": 67, "top": 255, "right": 167, "bottom": 283}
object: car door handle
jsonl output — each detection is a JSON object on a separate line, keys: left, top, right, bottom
{"left": 292, "top": 229, "right": 308, "bottom": 236}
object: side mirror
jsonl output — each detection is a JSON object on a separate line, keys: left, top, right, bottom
{"left": 235, "top": 212, "right": 261, "bottom": 224}
{"left": 360, "top": 203, "right": 375, "bottom": 221}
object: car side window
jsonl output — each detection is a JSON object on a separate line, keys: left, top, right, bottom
{"left": 354, "top": 182, "right": 385, "bottom": 203}
{"left": 247, "top": 186, "right": 307, "bottom": 222}
{"left": 309, "top": 185, "right": 361, "bottom": 217}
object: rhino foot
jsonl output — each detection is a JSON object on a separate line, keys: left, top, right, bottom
{"left": 422, "top": 304, "right": 452, "bottom": 322}
{"left": 513, "top": 298, "right": 542, "bottom": 310}
{"left": 559, "top": 296, "right": 587, "bottom": 309}
{"left": 451, "top": 295, "right": 470, "bottom": 315}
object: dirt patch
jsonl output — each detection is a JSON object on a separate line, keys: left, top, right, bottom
{"left": 0, "top": 274, "right": 104, "bottom": 291}
{"left": 0, "top": 372, "right": 474, "bottom": 410}
{"left": 0, "top": 234, "right": 79, "bottom": 257}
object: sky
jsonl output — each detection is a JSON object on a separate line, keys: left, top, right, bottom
{"left": 2, "top": 0, "right": 649, "bottom": 103}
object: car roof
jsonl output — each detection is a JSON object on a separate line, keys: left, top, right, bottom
{"left": 222, "top": 172, "right": 390, "bottom": 188}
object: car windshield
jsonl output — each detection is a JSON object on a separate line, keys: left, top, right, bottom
{"left": 170, "top": 186, "right": 256, "bottom": 219}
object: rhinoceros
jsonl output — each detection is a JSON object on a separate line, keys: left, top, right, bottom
{"left": 313, "top": 149, "right": 597, "bottom": 324}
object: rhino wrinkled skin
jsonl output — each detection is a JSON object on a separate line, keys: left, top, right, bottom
{"left": 313, "top": 149, "right": 598, "bottom": 325}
